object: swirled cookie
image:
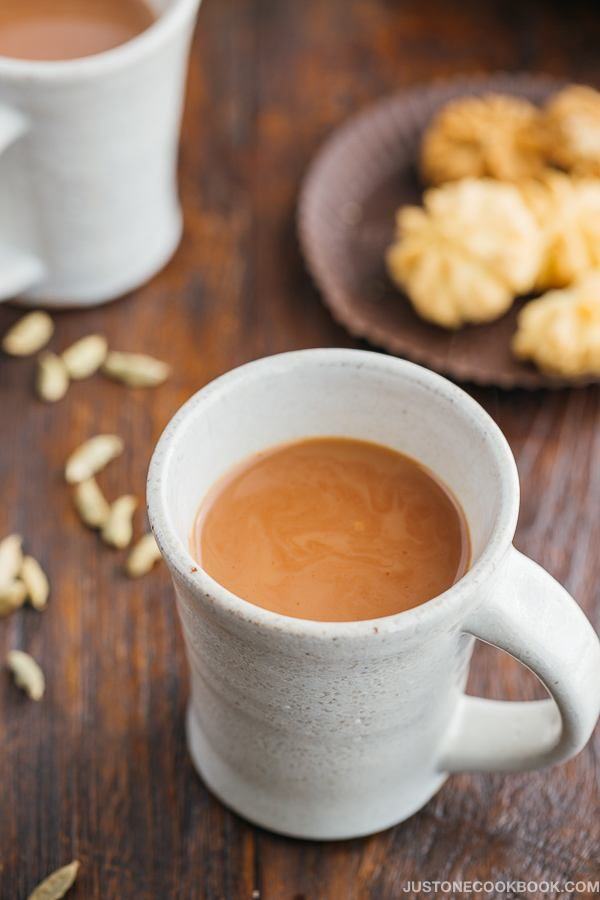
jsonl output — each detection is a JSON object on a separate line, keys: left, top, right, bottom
{"left": 520, "top": 172, "right": 600, "bottom": 290}
{"left": 545, "top": 85, "right": 600, "bottom": 176}
{"left": 421, "top": 94, "right": 549, "bottom": 185}
{"left": 513, "top": 272, "right": 600, "bottom": 377}
{"left": 386, "top": 179, "right": 543, "bottom": 328}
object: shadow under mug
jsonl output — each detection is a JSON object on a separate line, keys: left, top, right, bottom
{"left": 147, "top": 349, "right": 600, "bottom": 840}
{"left": 0, "top": 0, "right": 200, "bottom": 307}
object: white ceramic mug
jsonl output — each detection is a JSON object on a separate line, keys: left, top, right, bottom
{"left": 147, "top": 349, "right": 600, "bottom": 840}
{"left": 0, "top": 0, "right": 200, "bottom": 307}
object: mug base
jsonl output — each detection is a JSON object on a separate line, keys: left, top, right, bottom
{"left": 186, "top": 707, "right": 448, "bottom": 841}
{"left": 13, "top": 212, "right": 183, "bottom": 309}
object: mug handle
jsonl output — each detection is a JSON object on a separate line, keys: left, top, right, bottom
{"left": 0, "top": 104, "right": 45, "bottom": 302}
{"left": 439, "top": 547, "right": 600, "bottom": 773}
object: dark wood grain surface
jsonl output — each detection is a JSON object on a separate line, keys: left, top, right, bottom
{"left": 1, "top": 1, "right": 599, "bottom": 897}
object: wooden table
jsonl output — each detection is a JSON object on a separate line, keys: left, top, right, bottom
{"left": 1, "top": 1, "right": 599, "bottom": 897}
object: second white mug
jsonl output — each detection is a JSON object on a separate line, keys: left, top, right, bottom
{"left": 0, "top": 0, "right": 200, "bottom": 307}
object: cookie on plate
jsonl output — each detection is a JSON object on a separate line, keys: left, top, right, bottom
{"left": 421, "top": 94, "right": 549, "bottom": 185}
{"left": 545, "top": 85, "right": 600, "bottom": 176}
{"left": 513, "top": 271, "right": 600, "bottom": 377}
{"left": 520, "top": 172, "right": 600, "bottom": 290}
{"left": 387, "top": 178, "right": 543, "bottom": 328}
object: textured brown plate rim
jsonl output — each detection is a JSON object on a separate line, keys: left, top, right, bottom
{"left": 298, "top": 72, "right": 598, "bottom": 390}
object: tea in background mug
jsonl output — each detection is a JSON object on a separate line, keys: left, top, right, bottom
{"left": 147, "top": 349, "right": 600, "bottom": 840}
{"left": 0, "top": 0, "right": 200, "bottom": 307}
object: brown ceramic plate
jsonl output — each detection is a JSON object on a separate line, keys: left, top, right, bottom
{"left": 299, "top": 72, "right": 597, "bottom": 389}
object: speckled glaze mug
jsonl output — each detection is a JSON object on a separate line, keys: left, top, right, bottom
{"left": 147, "top": 349, "right": 600, "bottom": 840}
{"left": 0, "top": 0, "right": 199, "bottom": 307}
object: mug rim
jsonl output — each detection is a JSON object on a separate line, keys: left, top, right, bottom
{"left": 0, "top": 0, "right": 200, "bottom": 81}
{"left": 147, "top": 349, "right": 520, "bottom": 640}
